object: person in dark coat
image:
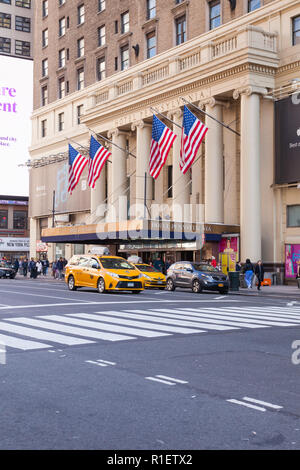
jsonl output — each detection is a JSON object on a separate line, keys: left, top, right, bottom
{"left": 22, "top": 258, "right": 28, "bottom": 277}
{"left": 243, "top": 258, "right": 254, "bottom": 289}
{"left": 255, "top": 260, "right": 264, "bottom": 291}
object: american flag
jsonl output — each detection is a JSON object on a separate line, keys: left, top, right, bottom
{"left": 180, "top": 105, "right": 208, "bottom": 174}
{"left": 149, "top": 115, "right": 176, "bottom": 179}
{"left": 88, "top": 135, "right": 111, "bottom": 189}
{"left": 68, "top": 144, "right": 88, "bottom": 194}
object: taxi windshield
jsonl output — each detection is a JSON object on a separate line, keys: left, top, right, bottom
{"left": 137, "top": 264, "right": 159, "bottom": 273}
{"left": 100, "top": 258, "right": 135, "bottom": 270}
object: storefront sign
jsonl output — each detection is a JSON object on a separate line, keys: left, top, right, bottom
{"left": 36, "top": 240, "right": 48, "bottom": 253}
{"left": 285, "top": 244, "right": 300, "bottom": 278}
{"left": 0, "top": 237, "right": 29, "bottom": 252}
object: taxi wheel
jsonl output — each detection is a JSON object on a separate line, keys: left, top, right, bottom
{"left": 97, "top": 277, "right": 106, "bottom": 294}
{"left": 68, "top": 275, "right": 77, "bottom": 291}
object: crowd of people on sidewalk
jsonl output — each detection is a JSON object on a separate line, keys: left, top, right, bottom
{"left": 6, "top": 256, "right": 68, "bottom": 280}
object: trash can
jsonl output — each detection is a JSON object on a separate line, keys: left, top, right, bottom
{"left": 228, "top": 271, "right": 240, "bottom": 291}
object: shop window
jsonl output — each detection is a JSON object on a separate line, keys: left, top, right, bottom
{"left": 287, "top": 205, "right": 300, "bottom": 227}
{"left": 55, "top": 243, "right": 65, "bottom": 258}
{"left": 74, "top": 244, "right": 85, "bottom": 255}
{"left": 13, "top": 211, "right": 27, "bottom": 229}
{"left": 0, "top": 210, "right": 8, "bottom": 229}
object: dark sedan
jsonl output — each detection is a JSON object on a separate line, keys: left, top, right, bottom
{"left": 166, "top": 261, "right": 229, "bottom": 294}
{"left": 0, "top": 261, "right": 17, "bottom": 279}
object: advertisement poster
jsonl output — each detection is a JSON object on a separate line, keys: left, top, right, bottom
{"left": 285, "top": 244, "right": 300, "bottom": 278}
{"left": 0, "top": 56, "right": 33, "bottom": 196}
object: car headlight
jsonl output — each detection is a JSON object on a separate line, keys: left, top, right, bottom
{"left": 109, "top": 272, "right": 119, "bottom": 279}
{"left": 143, "top": 274, "right": 152, "bottom": 280}
{"left": 201, "top": 274, "right": 214, "bottom": 281}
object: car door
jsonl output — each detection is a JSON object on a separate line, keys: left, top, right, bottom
{"left": 87, "top": 257, "right": 101, "bottom": 288}
{"left": 174, "top": 263, "right": 186, "bottom": 286}
{"left": 181, "top": 263, "right": 194, "bottom": 287}
{"left": 77, "top": 256, "right": 91, "bottom": 286}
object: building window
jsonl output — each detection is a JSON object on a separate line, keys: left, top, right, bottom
{"left": 42, "top": 28, "right": 48, "bottom": 47}
{"left": 147, "top": 0, "right": 156, "bottom": 20}
{"left": 120, "top": 44, "right": 129, "bottom": 70}
{"left": 97, "top": 56, "right": 106, "bottom": 80}
{"left": 13, "top": 211, "right": 27, "bottom": 230}
{"left": 0, "top": 13, "right": 11, "bottom": 28}
{"left": 98, "top": 0, "right": 105, "bottom": 12}
{"left": 77, "top": 68, "right": 84, "bottom": 90}
{"left": 58, "top": 112, "right": 64, "bottom": 131}
{"left": 292, "top": 16, "right": 300, "bottom": 46}
{"left": 42, "top": 58, "right": 48, "bottom": 77}
{"left": 98, "top": 25, "right": 105, "bottom": 46}
{"left": 287, "top": 205, "right": 300, "bottom": 227}
{"left": 77, "top": 104, "right": 83, "bottom": 124}
{"left": 41, "top": 86, "right": 48, "bottom": 106}
{"left": 114, "top": 20, "right": 118, "bottom": 34}
{"left": 59, "top": 0, "right": 66, "bottom": 5}
{"left": 121, "top": 11, "right": 129, "bottom": 34}
{"left": 15, "top": 15, "right": 31, "bottom": 32}
{"left": 0, "top": 0, "right": 11, "bottom": 4}
{"left": 42, "top": 0, "right": 48, "bottom": 18}
{"left": 58, "top": 48, "right": 65, "bottom": 68}
{"left": 77, "top": 4, "right": 85, "bottom": 25}
{"left": 209, "top": 0, "right": 221, "bottom": 30}
{"left": 167, "top": 165, "right": 173, "bottom": 198}
{"left": 41, "top": 119, "right": 47, "bottom": 138}
{"left": 15, "top": 40, "right": 30, "bottom": 56}
{"left": 58, "top": 77, "right": 65, "bottom": 98}
{"left": 77, "top": 37, "right": 84, "bottom": 57}
{"left": 248, "top": 0, "right": 260, "bottom": 12}
{"left": 146, "top": 31, "right": 156, "bottom": 58}
{"left": 59, "top": 17, "right": 66, "bottom": 37}
{"left": 0, "top": 210, "right": 8, "bottom": 229}
{"left": 16, "top": 0, "right": 31, "bottom": 7}
{"left": 175, "top": 15, "right": 186, "bottom": 45}
{"left": 0, "top": 37, "right": 11, "bottom": 53}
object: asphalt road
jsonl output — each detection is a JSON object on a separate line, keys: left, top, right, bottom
{"left": 0, "top": 277, "right": 300, "bottom": 451}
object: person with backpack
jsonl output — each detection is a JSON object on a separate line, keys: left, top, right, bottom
{"left": 243, "top": 258, "right": 254, "bottom": 289}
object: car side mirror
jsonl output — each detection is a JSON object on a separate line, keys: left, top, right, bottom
{"left": 186, "top": 268, "right": 193, "bottom": 273}
{"left": 92, "top": 263, "right": 100, "bottom": 269}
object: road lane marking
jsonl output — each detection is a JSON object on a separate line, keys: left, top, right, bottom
{"left": 69, "top": 313, "right": 205, "bottom": 334}
{"left": 0, "top": 320, "right": 95, "bottom": 346}
{"left": 0, "top": 289, "right": 94, "bottom": 303}
{"left": 227, "top": 399, "right": 266, "bottom": 412}
{"left": 145, "top": 377, "right": 176, "bottom": 386}
{"left": 0, "top": 333, "right": 50, "bottom": 350}
{"left": 5, "top": 317, "right": 134, "bottom": 342}
{"left": 37, "top": 315, "right": 171, "bottom": 338}
{"left": 242, "top": 397, "right": 282, "bottom": 410}
{"left": 85, "top": 359, "right": 116, "bottom": 367}
{"left": 156, "top": 375, "right": 188, "bottom": 384}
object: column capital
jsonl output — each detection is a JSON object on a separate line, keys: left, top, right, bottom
{"left": 198, "top": 97, "right": 229, "bottom": 110}
{"left": 107, "top": 128, "right": 129, "bottom": 139}
{"left": 131, "top": 120, "right": 152, "bottom": 132}
{"left": 167, "top": 107, "right": 182, "bottom": 120}
{"left": 233, "top": 86, "right": 268, "bottom": 100}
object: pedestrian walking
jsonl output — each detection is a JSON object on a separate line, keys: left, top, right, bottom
{"left": 254, "top": 260, "right": 264, "bottom": 291}
{"left": 13, "top": 258, "right": 19, "bottom": 273}
{"left": 52, "top": 261, "right": 57, "bottom": 279}
{"left": 36, "top": 260, "right": 43, "bottom": 276}
{"left": 29, "top": 258, "right": 37, "bottom": 279}
{"left": 56, "top": 257, "right": 64, "bottom": 279}
{"left": 211, "top": 256, "right": 217, "bottom": 268}
{"left": 22, "top": 258, "right": 28, "bottom": 277}
{"left": 243, "top": 258, "right": 254, "bottom": 289}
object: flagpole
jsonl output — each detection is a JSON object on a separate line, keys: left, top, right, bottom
{"left": 180, "top": 97, "right": 240, "bottom": 137}
{"left": 87, "top": 127, "right": 137, "bottom": 159}
{"left": 65, "top": 137, "right": 112, "bottom": 164}
{"left": 150, "top": 107, "right": 182, "bottom": 129}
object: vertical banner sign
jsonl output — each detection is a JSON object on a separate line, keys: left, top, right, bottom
{"left": 0, "top": 56, "right": 33, "bottom": 196}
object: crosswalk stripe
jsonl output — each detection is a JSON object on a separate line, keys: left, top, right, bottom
{"left": 219, "top": 307, "right": 300, "bottom": 321}
{"left": 175, "top": 308, "right": 300, "bottom": 327}
{"left": 69, "top": 313, "right": 205, "bottom": 334}
{"left": 99, "top": 310, "right": 235, "bottom": 331}
{"left": 37, "top": 315, "right": 171, "bottom": 338}
{"left": 5, "top": 317, "right": 134, "bottom": 342}
{"left": 0, "top": 320, "right": 96, "bottom": 346}
{"left": 125, "top": 309, "right": 265, "bottom": 329}
{"left": 0, "top": 332, "right": 50, "bottom": 351}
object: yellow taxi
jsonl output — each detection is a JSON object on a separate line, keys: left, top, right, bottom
{"left": 65, "top": 254, "right": 145, "bottom": 294}
{"left": 128, "top": 256, "right": 166, "bottom": 290}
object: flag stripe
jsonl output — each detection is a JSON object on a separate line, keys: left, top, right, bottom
{"left": 180, "top": 105, "right": 208, "bottom": 174}
{"left": 150, "top": 115, "right": 176, "bottom": 179}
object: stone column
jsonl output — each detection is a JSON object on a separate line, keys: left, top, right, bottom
{"left": 170, "top": 108, "right": 190, "bottom": 222}
{"left": 202, "top": 97, "right": 224, "bottom": 224}
{"left": 132, "top": 120, "right": 152, "bottom": 218}
{"left": 107, "top": 129, "right": 128, "bottom": 221}
{"left": 233, "top": 86, "right": 267, "bottom": 262}
{"left": 90, "top": 163, "right": 106, "bottom": 223}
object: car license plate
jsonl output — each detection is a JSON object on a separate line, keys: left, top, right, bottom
{"left": 218, "top": 283, "right": 224, "bottom": 287}
{"left": 128, "top": 282, "right": 134, "bottom": 287}
{"left": 157, "top": 281, "right": 163, "bottom": 284}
